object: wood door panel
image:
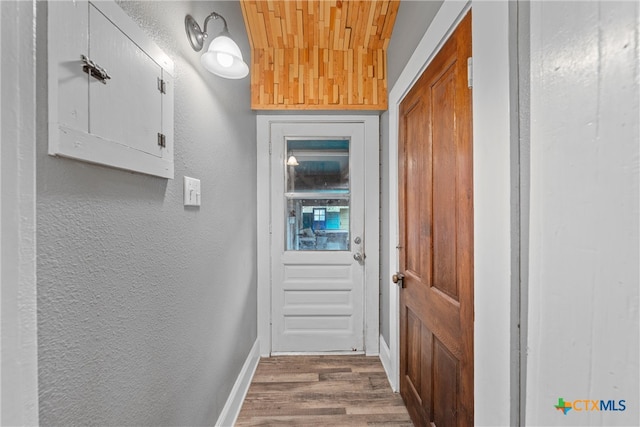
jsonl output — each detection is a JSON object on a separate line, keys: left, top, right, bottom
{"left": 403, "top": 277, "right": 461, "bottom": 360}
{"left": 404, "top": 100, "right": 430, "bottom": 279}
{"left": 406, "top": 309, "right": 423, "bottom": 392}
{"left": 401, "top": 306, "right": 427, "bottom": 423}
{"left": 420, "top": 323, "right": 434, "bottom": 420}
{"left": 432, "top": 67, "right": 459, "bottom": 300}
{"left": 433, "top": 338, "right": 459, "bottom": 427}
{"left": 399, "top": 10, "right": 473, "bottom": 427}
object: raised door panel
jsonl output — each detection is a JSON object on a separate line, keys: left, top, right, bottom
{"left": 431, "top": 67, "right": 459, "bottom": 300}
{"left": 433, "top": 337, "right": 459, "bottom": 426}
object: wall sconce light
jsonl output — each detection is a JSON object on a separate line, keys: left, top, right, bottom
{"left": 185, "top": 12, "right": 249, "bottom": 79}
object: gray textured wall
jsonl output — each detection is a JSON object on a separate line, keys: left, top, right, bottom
{"left": 379, "top": 0, "right": 442, "bottom": 344}
{"left": 36, "top": 1, "right": 257, "bottom": 425}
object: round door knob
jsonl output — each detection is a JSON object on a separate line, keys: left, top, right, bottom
{"left": 392, "top": 273, "right": 405, "bottom": 284}
{"left": 353, "top": 253, "right": 363, "bottom": 262}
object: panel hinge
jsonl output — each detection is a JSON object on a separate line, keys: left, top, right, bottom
{"left": 268, "top": 140, "right": 272, "bottom": 155}
{"left": 157, "top": 77, "right": 167, "bottom": 94}
{"left": 467, "top": 57, "right": 473, "bottom": 88}
{"left": 157, "top": 132, "right": 166, "bottom": 148}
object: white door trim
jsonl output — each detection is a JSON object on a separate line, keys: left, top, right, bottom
{"left": 387, "top": 1, "right": 514, "bottom": 425}
{"left": 0, "top": 0, "right": 39, "bottom": 424}
{"left": 257, "top": 115, "right": 379, "bottom": 357}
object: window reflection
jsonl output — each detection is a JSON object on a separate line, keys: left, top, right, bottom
{"left": 285, "top": 139, "right": 350, "bottom": 251}
{"left": 286, "top": 199, "right": 350, "bottom": 251}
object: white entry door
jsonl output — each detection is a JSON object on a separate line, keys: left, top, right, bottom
{"left": 271, "top": 122, "right": 366, "bottom": 352}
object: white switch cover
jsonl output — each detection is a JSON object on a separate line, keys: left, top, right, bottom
{"left": 184, "top": 176, "right": 201, "bottom": 206}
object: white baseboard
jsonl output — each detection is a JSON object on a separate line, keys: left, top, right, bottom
{"left": 379, "top": 334, "right": 397, "bottom": 392}
{"left": 215, "top": 339, "right": 260, "bottom": 427}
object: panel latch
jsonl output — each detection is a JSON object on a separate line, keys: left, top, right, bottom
{"left": 81, "top": 54, "right": 111, "bottom": 84}
{"left": 157, "top": 133, "right": 166, "bottom": 148}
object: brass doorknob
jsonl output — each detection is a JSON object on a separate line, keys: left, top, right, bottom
{"left": 392, "top": 273, "right": 405, "bottom": 286}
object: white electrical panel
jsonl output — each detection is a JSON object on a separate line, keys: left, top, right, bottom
{"left": 48, "top": 0, "right": 175, "bottom": 179}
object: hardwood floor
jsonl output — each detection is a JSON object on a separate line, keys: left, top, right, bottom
{"left": 236, "top": 355, "right": 413, "bottom": 426}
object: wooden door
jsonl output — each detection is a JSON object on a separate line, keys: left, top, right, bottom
{"left": 398, "top": 11, "right": 473, "bottom": 426}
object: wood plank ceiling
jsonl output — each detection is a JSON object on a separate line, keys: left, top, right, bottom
{"left": 240, "top": 0, "right": 399, "bottom": 110}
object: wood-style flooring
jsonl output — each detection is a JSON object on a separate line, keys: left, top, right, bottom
{"left": 235, "top": 355, "right": 413, "bottom": 426}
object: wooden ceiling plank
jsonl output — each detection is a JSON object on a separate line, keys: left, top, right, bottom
{"left": 362, "top": 0, "right": 378, "bottom": 49}
{"left": 313, "top": 2, "right": 321, "bottom": 50}
{"left": 274, "top": 1, "right": 283, "bottom": 18}
{"left": 240, "top": 1, "right": 255, "bottom": 49}
{"left": 292, "top": 48, "right": 299, "bottom": 78}
{"left": 298, "top": 64, "right": 304, "bottom": 104}
{"left": 245, "top": 0, "right": 395, "bottom": 110}
{"left": 331, "top": 2, "right": 339, "bottom": 47}
{"left": 333, "top": 2, "right": 344, "bottom": 51}
{"left": 269, "top": 11, "right": 282, "bottom": 44}
{"left": 296, "top": 8, "right": 304, "bottom": 49}
{"left": 332, "top": 16, "right": 342, "bottom": 51}
{"left": 352, "top": 1, "right": 367, "bottom": 51}
{"left": 379, "top": 0, "right": 399, "bottom": 40}
{"left": 357, "top": 47, "right": 364, "bottom": 104}
{"left": 313, "top": 45, "right": 319, "bottom": 79}
{"left": 370, "top": 0, "right": 384, "bottom": 48}
{"left": 380, "top": 0, "right": 389, "bottom": 16}
{"left": 327, "top": 49, "right": 334, "bottom": 79}
{"left": 252, "top": 3, "right": 271, "bottom": 50}
{"left": 303, "top": 0, "right": 311, "bottom": 49}
{"left": 343, "top": 27, "right": 352, "bottom": 51}
{"left": 283, "top": 1, "right": 292, "bottom": 46}
{"left": 308, "top": 68, "right": 314, "bottom": 104}
{"left": 254, "top": 5, "right": 269, "bottom": 49}
{"left": 242, "top": 1, "right": 257, "bottom": 48}
{"left": 347, "top": 48, "right": 353, "bottom": 103}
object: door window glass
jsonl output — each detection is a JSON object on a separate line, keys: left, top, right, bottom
{"left": 285, "top": 139, "right": 350, "bottom": 251}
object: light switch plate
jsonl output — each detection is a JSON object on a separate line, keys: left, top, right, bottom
{"left": 184, "top": 176, "right": 201, "bottom": 206}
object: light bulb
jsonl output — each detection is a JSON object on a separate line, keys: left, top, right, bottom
{"left": 216, "top": 52, "right": 233, "bottom": 68}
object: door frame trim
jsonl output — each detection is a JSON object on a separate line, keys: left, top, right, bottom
{"left": 386, "top": 1, "right": 516, "bottom": 425}
{"left": 1, "top": 0, "right": 39, "bottom": 423}
{"left": 256, "top": 114, "right": 380, "bottom": 357}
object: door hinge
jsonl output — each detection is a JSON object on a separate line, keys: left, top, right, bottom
{"left": 157, "top": 132, "right": 166, "bottom": 148}
{"left": 268, "top": 140, "right": 272, "bottom": 155}
{"left": 467, "top": 57, "right": 473, "bottom": 88}
{"left": 157, "top": 77, "right": 167, "bottom": 94}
